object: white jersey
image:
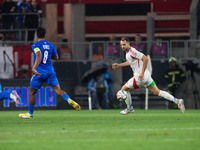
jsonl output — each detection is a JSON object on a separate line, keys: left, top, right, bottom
{"left": 126, "top": 47, "right": 151, "bottom": 77}
{"left": 125, "top": 47, "right": 154, "bottom": 89}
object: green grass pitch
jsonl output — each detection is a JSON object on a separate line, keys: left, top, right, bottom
{"left": 0, "top": 109, "right": 200, "bottom": 150}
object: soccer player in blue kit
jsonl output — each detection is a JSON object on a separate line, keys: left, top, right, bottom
{"left": 0, "top": 83, "right": 21, "bottom": 105}
{"left": 19, "top": 27, "right": 81, "bottom": 119}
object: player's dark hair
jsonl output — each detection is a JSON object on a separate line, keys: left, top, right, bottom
{"left": 121, "top": 37, "right": 130, "bottom": 43}
{"left": 37, "top": 27, "right": 46, "bottom": 38}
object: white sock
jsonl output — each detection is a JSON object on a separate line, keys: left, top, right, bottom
{"left": 158, "top": 90, "right": 175, "bottom": 102}
{"left": 125, "top": 92, "right": 132, "bottom": 108}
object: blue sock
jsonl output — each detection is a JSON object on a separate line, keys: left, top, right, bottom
{"left": 28, "top": 104, "right": 35, "bottom": 115}
{"left": 62, "top": 94, "right": 70, "bottom": 102}
{"left": 0, "top": 91, "right": 11, "bottom": 100}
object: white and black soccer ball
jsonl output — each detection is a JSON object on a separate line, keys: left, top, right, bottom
{"left": 116, "top": 90, "right": 127, "bottom": 101}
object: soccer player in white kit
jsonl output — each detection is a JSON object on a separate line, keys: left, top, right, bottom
{"left": 112, "top": 37, "right": 185, "bottom": 115}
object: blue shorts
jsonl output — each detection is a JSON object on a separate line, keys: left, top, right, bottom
{"left": 30, "top": 72, "right": 59, "bottom": 89}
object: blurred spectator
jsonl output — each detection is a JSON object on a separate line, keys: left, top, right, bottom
{"left": 15, "top": 0, "right": 31, "bottom": 41}
{"left": 25, "top": 0, "right": 41, "bottom": 41}
{"left": 0, "top": 32, "right": 12, "bottom": 46}
{"left": 88, "top": 74, "right": 109, "bottom": 109}
{"left": 151, "top": 36, "right": 167, "bottom": 58}
{"left": 93, "top": 45, "right": 104, "bottom": 60}
{"left": 106, "top": 35, "right": 120, "bottom": 59}
{"left": 164, "top": 57, "right": 185, "bottom": 108}
{"left": 30, "top": 0, "right": 42, "bottom": 14}
{"left": 57, "top": 39, "right": 72, "bottom": 60}
{"left": 132, "top": 34, "right": 147, "bottom": 54}
{"left": 100, "top": 63, "right": 113, "bottom": 106}
{"left": 1, "top": 0, "right": 16, "bottom": 40}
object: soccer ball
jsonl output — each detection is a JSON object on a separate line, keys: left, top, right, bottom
{"left": 116, "top": 90, "right": 127, "bottom": 101}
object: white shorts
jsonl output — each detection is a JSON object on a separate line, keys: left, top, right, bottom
{"left": 126, "top": 75, "right": 153, "bottom": 90}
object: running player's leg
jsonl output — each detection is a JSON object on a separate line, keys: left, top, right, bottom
{"left": 19, "top": 75, "right": 42, "bottom": 119}
{"left": 19, "top": 87, "right": 38, "bottom": 119}
{"left": 147, "top": 83, "right": 185, "bottom": 113}
{"left": 52, "top": 85, "right": 81, "bottom": 110}
{"left": 28, "top": 87, "right": 38, "bottom": 116}
{"left": 48, "top": 72, "right": 80, "bottom": 110}
{"left": 0, "top": 82, "right": 21, "bottom": 104}
{"left": 148, "top": 84, "right": 175, "bottom": 102}
{"left": 119, "top": 84, "right": 134, "bottom": 115}
{"left": 51, "top": 84, "right": 67, "bottom": 100}
{"left": 0, "top": 90, "right": 20, "bottom": 105}
{"left": 19, "top": 88, "right": 38, "bottom": 119}
{"left": 47, "top": 74, "right": 71, "bottom": 102}
{"left": 121, "top": 84, "right": 133, "bottom": 109}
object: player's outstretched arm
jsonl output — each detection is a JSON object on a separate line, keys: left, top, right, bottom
{"left": 112, "top": 61, "right": 130, "bottom": 69}
{"left": 138, "top": 55, "right": 149, "bottom": 80}
{"left": 141, "top": 55, "right": 149, "bottom": 73}
{"left": 32, "top": 51, "right": 41, "bottom": 76}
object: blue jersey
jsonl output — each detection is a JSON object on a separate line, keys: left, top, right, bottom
{"left": 32, "top": 40, "right": 57, "bottom": 74}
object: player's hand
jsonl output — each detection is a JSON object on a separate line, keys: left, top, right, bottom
{"left": 32, "top": 69, "right": 41, "bottom": 76}
{"left": 138, "top": 72, "right": 144, "bottom": 80}
{"left": 112, "top": 63, "right": 119, "bottom": 69}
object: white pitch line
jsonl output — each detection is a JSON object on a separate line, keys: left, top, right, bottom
{"left": 0, "top": 127, "right": 200, "bottom": 135}
{"left": 0, "top": 138, "right": 198, "bottom": 143}
{"left": 0, "top": 140, "right": 20, "bottom": 143}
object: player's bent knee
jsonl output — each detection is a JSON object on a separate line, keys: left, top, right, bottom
{"left": 55, "top": 90, "right": 65, "bottom": 97}
{"left": 152, "top": 90, "right": 159, "bottom": 96}
{"left": 60, "top": 91, "right": 66, "bottom": 97}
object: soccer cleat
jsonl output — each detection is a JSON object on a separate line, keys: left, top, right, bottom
{"left": 19, "top": 113, "right": 33, "bottom": 119}
{"left": 177, "top": 99, "right": 185, "bottom": 113}
{"left": 12, "top": 90, "right": 21, "bottom": 105}
{"left": 120, "top": 106, "right": 134, "bottom": 115}
{"left": 13, "top": 98, "right": 20, "bottom": 105}
{"left": 68, "top": 99, "right": 81, "bottom": 111}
